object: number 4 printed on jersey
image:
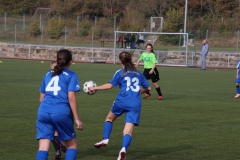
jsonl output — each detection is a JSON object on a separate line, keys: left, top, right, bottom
{"left": 45, "top": 76, "right": 61, "bottom": 95}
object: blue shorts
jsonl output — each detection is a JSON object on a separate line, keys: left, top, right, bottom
{"left": 36, "top": 111, "right": 76, "bottom": 141}
{"left": 111, "top": 103, "right": 141, "bottom": 126}
{"left": 236, "top": 78, "right": 240, "bottom": 84}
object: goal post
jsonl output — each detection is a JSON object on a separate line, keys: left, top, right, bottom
{"left": 114, "top": 31, "right": 197, "bottom": 67}
{"left": 32, "top": 7, "right": 51, "bottom": 19}
{"left": 150, "top": 17, "right": 164, "bottom": 32}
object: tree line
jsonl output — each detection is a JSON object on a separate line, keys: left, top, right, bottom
{"left": 0, "top": 0, "right": 239, "bottom": 18}
{"left": 1, "top": 0, "right": 240, "bottom": 45}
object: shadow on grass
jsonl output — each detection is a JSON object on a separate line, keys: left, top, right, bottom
{"left": 130, "top": 144, "right": 194, "bottom": 159}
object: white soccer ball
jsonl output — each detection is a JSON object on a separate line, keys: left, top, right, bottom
{"left": 83, "top": 80, "right": 97, "bottom": 95}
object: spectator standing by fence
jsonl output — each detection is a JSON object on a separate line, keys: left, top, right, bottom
{"left": 200, "top": 39, "right": 209, "bottom": 70}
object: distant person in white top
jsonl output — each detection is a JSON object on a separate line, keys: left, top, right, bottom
{"left": 200, "top": 39, "right": 209, "bottom": 70}
{"left": 136, "top": 34, "right": 145, "bottom": 48}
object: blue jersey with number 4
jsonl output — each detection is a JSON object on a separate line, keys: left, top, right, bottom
{"left": 109, "top": 69, "right": 150, "bottom": 111}
{"left": 39, "top": 68, "right": 80, "bottom": 114}
{"left": 237, "top": 60, "right": 240, "bottom": 76}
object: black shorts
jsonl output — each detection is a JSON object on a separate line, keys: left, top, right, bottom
{"left": 143, "top": 67, "right": 160, "bottom": 83}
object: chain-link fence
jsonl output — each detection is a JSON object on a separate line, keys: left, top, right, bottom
{"left": 1, "top": 13, "right": 240, "bottom": 52}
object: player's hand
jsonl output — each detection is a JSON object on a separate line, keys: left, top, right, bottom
{"left": 149, "top": 70, "right": 153, "bottom": 74}
{"left": 135, "top": 64, "right": 138, "bottom": 67}
{"left": 75, "top": 120, "right": 83, "bottom": 130}
{"left": 140, "top": 88, "right": 145, "bottom": 94}
{"left": 236, "top": 75, "right": 238, "bottom": 79}
{"left": 89, "top": 87, "right": 95, "bottom": 92}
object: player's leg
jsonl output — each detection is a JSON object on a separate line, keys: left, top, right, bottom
{"left": 143, "top": 69, "right": 151, "bottom": 99}
{"left": 36, "top": 111, "right": 54, "bottom": 160}
{"left": 51, "top": 131, "right": 64, "bottom": 159}
{"left": 117, "top": 123, "right": 134, "bottom": 160}
{"left": 117, "top": 111, "right": 139, "bottom": 160}
{"left": 235, "top": 79, "right": 240, "bottom": 98}
{"left": 36, "top": 139, "right": 51, "bottom": 160}
{"left": 94, "top": 110, "right": 118, "bottom": 148}
{"left": 51, "top": 114, "right": 78, "bottom": 159}
{"left": 151, "top": 69, "right": 163, "bottom": 100}
{"left": 64, "top": 138, "right": 78, "bottom": 160}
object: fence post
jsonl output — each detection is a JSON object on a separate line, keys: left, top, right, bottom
{"left": 91, "top": 27, "right": 94, "bottom": 62}
{"left": 179, "top": 29, "right": 182, "bottom": 50}
{"left": 23, "top": 14, "right": 25, "bottom": 31}
{"left": 59, "top": 15, "right": 61, "bottom": 22}
{"left": 28, "top": 45, "right": 31, "bottom": 58}
{"left": 15, "top": 24, "right": 17, "bottom": 43}
{"left": 206, "top": 29, "right": 208, "bottom": 40}
{"left": 65, "top": 26, "right": 67, "bottom": 46}
{"left": 237, "top": 30, "right": 239, "bottom": 52}
{"left": 77, "top": 16, "right": 79, "bottom": 32}
{"left": 4, "top": 12, "right": 6, "bottom": 31}
{"left": 95, "top": 16, "right": 97, "bottom": 29}
{"left": 41, "top": 25, "right": 44, "bottom": 45}
{"left": 40, "top": 14, "right": 42, "bottom": 32}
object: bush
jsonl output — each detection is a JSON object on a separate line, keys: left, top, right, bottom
{"left": 29, "top": 21, "right": 41, "bottom": 37}
{"left": 46, "top": 18, "right": 64, "bottom": 39}
{"left": 160, "top": 8, "right": 184, "bottom": 45}
{"left": 78, "top": 21, "right": 92, "bottom": 37}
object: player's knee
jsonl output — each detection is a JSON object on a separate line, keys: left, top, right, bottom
{"left": 123, "top": 131, "right": 132, "bottom": 136}
{"left": 153, "top": 82, "right": 159, "bottom": 88}
{"left": 105, "top": 117, "right": 115, "bottom": 122}
{"left": 236, "top": 83, "right": 239, "bottom": 87}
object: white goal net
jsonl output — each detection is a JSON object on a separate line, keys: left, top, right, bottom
{"left": 114, "top": 31, "right": 197, "bottom": 67}
{"left": 33, "top": 7, "right": 51, "bottom": 18}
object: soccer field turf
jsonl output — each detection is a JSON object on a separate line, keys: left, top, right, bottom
{"left": 0, "top": 59, "right": 239, "bottom": 160}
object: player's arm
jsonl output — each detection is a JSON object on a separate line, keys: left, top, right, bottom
{"left": 150, "top": 63, "right": 156, "bottom": 74}
{"left": 135, "top": 59, "right": 141, "bottom": 67}
{"left": 39, "top": 93, "right": 44, "bottom": 103}
{"left": 236, "top": 69, "right": 239, "bottom": 78}
{"left": 89, "top": 83, "right": 113, "bottom": 91}
{"left": 68, "top": 91, "right": 83, "bottom": 130}
{"left": 140, "top": 86, "right": 151, "bottom": 94}
{"left": 135, "top": 54, "right": 143, "bottom": 67}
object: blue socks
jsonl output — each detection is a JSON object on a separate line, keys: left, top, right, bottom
{"left": 236, "top": 85, "right": 240, "bottom": 94}
{"left": 103, "top": 121, "right": 113, "bottom": 139}
{"left": 65, "top": 148, "right": 78, "bottom": 160}
{"left": 121, "top": 134, "right": 132, "bottom": 150}
{"left": 36, "top": 150, "right": 48, "bottom": 160}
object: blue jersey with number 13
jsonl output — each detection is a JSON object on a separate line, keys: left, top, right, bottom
{"left": 109, "top": 69, "right": 150, "bottom": 111}
{"left": 39, "top": 68, "right": 80, "bottom": 114}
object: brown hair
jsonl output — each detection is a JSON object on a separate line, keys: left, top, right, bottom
{"left": 119, "top": 51, "right": 136, "bottom": 74}
{"left": 52, "top": 49, "right": 72, "bottom": 77}
{"left": 146, "top": 43, "right": 155, "bottom": 53}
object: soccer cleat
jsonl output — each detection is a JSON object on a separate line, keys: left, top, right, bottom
{"left": 158, "top": 96, "right": 163, "bottom": 100}
{"left": 54, "top": 150, "right": 61, "bottom": 160}
{"left": 94, "top": 139, "right": 109, "bottom": 148}
{"left": 117, "top": 147, "right": 126, "bottom": 160}
{"left": 143, "top": 93, "right": 151, "bottom": 99}
{"left": 55, "top": 139, "right": 67, "bottom": 153}
{"left": 234, "top": 94, "right": 240, "bottom": 98}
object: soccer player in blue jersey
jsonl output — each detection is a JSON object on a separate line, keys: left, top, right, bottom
{"left": 36, "top": 49, "right": 84, "bottom": 160}
{"left": 235, "top": 60, "right": 240, "bottom": 98}
{"left": 89, "top": 51, "right": 151, "bottom": 160}
{"left": 48, "top": 60, "right": 67, "bottom": 159}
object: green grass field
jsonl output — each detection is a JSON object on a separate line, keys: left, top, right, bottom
{"left": 0, "top": 59, "right": 239, "bottom": 160}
